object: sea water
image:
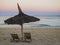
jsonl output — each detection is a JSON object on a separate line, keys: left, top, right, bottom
{"left": 0, "top": 15, "right": 60, "bottom": 27}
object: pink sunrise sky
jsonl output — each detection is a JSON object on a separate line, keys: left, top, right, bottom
{"left": 0, "top": 0, "right": 60, "bottom": 11}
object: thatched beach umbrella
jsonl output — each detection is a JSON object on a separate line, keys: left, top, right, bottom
{"left": 4, "top": 3, "right": 40, "bottom": 40}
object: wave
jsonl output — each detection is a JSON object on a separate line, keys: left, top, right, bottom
{"left": 32, "top": 24, "right": 51, "bottom": 27}
{"left": 33, "top": 24, "right": 60, "bottom": 27}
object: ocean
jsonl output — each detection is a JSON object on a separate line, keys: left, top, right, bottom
{"left": 0, "top": 15, "right": 60, "bottom": 27}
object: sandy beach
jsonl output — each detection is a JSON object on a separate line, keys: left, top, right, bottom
{"left": 0, "top": 26, "right": 60, "bottom": 45}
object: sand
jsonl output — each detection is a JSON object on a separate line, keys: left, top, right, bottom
{"left": 0, "top": 26, "right": 60, "bottom": 45}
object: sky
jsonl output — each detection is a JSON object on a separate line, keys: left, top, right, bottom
{"left": 0, "top": 0, "right": 60, "bottom": 16}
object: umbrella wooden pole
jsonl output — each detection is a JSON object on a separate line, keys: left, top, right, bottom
{"left": 21, "top": 24, "right": 23, "bottom": 40}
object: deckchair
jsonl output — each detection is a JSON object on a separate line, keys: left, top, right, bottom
{"left": 11, "top": 34, "right": 20, "bottom": 42}
{"left": 24, "top": 32, "right": 32, "bottom": 42}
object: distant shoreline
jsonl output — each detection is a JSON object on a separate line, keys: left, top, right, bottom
{"left": 0, "top": 26, "right": 59, "bottom": 29}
